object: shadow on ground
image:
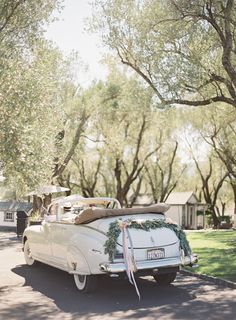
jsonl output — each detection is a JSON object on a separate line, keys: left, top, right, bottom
{"left": 12, "top": 263, "right": 194, "bottom": 311}
{"left": 9, "top": 263, "right": 236, "bottom": 320}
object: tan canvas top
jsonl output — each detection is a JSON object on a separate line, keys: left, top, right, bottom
{"left": 74, "top": 203, "right": 170, "bottom": 225}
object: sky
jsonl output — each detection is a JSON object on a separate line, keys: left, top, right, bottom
{"left": 45, "top": 0, "right": 108, "bottom": 86}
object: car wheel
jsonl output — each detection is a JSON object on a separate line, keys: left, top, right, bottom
{"left": 24, "top": 240, "right": 37, "bottom": 266}
{"left": 73, "top": 274, "right": 98, "bottom": 293}
{"left": 153, "top": 272, "right": 177, "bottom": 285}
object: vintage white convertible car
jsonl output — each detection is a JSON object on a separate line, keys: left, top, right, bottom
{"left": 23, "top": 195, "right": 197, "bottom": 295}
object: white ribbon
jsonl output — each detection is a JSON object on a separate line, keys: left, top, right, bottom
{"left": 118, "top": 220, "right": 141, "bottom": 300}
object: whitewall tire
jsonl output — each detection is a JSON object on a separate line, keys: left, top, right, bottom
{"left": 73, "top": 274, "right": 98, "bottom": 293}
{"left": 24, "top": 240, "right": 37, "bottom": 266}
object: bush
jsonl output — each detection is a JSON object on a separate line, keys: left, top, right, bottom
{"left": 219, "top": 215, "right": 232, "bottom": 229}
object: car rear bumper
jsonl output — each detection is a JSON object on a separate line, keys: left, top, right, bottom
{"left": 100, "top": 254, "right": 198, "bottom": 273}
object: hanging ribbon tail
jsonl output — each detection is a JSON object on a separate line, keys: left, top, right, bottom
{"left": 122, "top": 226, "right": 133, "bottom": 284}
{"left": 126, "top": 228, "right": 138, "bottom": 272}
{"left": 119, "top": 220, "right": 141, "bottom": 299}
{"left": 131, "top": 269, "right": 141, "bottom": 300}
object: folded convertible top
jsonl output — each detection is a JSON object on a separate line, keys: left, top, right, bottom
{"left": 74, "top": 203, "right": 170, "bottom": 224}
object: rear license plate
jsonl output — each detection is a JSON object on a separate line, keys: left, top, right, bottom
{"left": 147, "top": 248, "right": 165, "bottom": 260}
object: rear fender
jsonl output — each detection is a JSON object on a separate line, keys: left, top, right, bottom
{"left": 67, "top": 246, "right": 91, "bottom": 275}
{"left": 68, "top": 229, "right": 108, "bottom": 273}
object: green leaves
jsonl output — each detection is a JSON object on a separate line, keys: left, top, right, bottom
{"left": 0, "top": 41, "right": 69, "bottom": 195}
{"left": 104, "top": 218, "right": 192, "bottom": 261}
{"left": 0, "top": 1, "right": 74, "bottom": 196}
{"left": 92, "top": 0, "right": 236, "bottom": 108}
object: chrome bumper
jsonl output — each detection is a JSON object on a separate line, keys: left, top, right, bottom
{"left": 100, "top": 254, "right": 198, "bottom": 273}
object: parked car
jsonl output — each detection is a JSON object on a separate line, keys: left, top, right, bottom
{"left": 22, "top": 195, "right": 197, "bottom": 294}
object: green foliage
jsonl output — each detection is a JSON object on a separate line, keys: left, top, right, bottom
{"left": 29, "top": 210, "right": 41, "bottom": 222}
{"left": 92, "top": 0, "right": 236, "bottom": 108}
{"left": 64, "top": 68, "right": 186, "bottom": 204}
{"left": 219, "top": 215, "right": 232, "bottom": 224}
{"left": 0, "top": 41, "right": 70, "bottom": 195}
{"left": 0, "top": 0, "right": 82, "bottom": 196}
{"left": 0, "top": 1, "right": 61, "bottom": 45}
{"left": 61, "top": 67, "right": 188, "bottom": 205}
{"left": 104, "top": 218, "right": 191, "bottom": 261}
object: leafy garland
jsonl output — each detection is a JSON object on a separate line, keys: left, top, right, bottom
{"left": 104, "top": 219, "right": 192, "bottom": 261}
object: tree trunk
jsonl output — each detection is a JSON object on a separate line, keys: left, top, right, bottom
{"left": 211, "top": 207, "right": 220, "bottom": 228}
{"left": 230, "top": 183, "right": 236, "bottom": 228}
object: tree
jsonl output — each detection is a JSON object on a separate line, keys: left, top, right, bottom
{"left": 0, "top": 1, "right": 85, "bottom": 196}
{"left": 144, "top": 140, "right": 186, "bottom": 203}
{"left": 52, "top": 80, "right": 112, "bottom": 193}
{"left": 70, "top": 153, "right": 102, "bottom": 198}
{"left": 183, "top": 119, "right": 229, "bottom": 227}
{"left": 58, "top": 69, "right": 157, "bottom": 205}
{"left": 92, "top": 0, "right": 236, "bottom": 108}
{"left": 112, "top": 114, "right": 159, "bottom": 206}
{"left": 89, "top": 71, "right": 164, "bottom": 206}
{"left": 52, "top": 108, "right": 90, "bottom": 179}
{"left": 59, "top": 64, "right": 191, "bottom": 206}
{"left": 193, "top": 154, "right": 228, "bottom": 227}
{"left": 0, "top": 1, "right": 61, "bottom": 41}
{"left": 197, "top": 105, "right": 236, "bottom": 224}
{"left": 0, "top": 41, "right": 70, "bottom": 195}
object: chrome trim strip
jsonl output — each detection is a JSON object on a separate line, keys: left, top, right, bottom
{"left": 130, "top": 241, "right": 179, "bottom": 250}
{"left": 100, "top": 255, "right": 198, "bottom": 273}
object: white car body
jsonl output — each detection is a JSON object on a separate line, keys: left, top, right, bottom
{"left": 23, "top": 195, "right": 197, "bottom": 293}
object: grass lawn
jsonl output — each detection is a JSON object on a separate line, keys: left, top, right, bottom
{"left": 185, "top": 230, "right": 236, "bottom": 283}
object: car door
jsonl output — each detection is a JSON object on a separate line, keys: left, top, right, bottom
{"left": 50, "top": 222, "right": 70, "bottom": 269}
{"left": 29, "top": 221, "right": 53, "bottom": 262}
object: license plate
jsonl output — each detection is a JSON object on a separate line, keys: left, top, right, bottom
{"left": 147, "top": 248, "right": 165, "bottom": 260}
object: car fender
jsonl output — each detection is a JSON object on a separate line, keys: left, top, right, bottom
{"left": 67, "top": 245, "right": 91, "bottom": 275}
{"left": 67, "top": 229, "right": 108, "bottom": 274}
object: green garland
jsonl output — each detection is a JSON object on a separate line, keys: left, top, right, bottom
{"left": 104, "top": 219, "right": 192, "bottom": 261}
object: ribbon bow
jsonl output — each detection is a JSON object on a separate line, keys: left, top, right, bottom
{"left": 118, "top": 220, "right": 141, "bottom": 300}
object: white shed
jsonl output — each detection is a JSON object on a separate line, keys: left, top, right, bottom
{"left": 165, "top": 191, "right": 206, "bottom": 229}
{"left": 0, "top": 201, "right": 33, "bottom": 228}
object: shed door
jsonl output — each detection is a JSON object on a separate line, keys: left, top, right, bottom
{"left": 188, "top": 206, "right": 195, "bottom": 228}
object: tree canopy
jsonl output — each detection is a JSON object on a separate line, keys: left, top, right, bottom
{"left": 0, "top": 0, "right": 65, "bottom": 195}
{"left": 1, "top": 0, "right": 235, "bottom": 226}
{"left": 92, "top": 0, "right": 236, "bottom": 108}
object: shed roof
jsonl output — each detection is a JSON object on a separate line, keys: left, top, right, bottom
{"left": 165, "top": 191, "right": 197, "bottom": 205}
{"left": 0, "top": 201, "right": 33, "bottom": 212}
